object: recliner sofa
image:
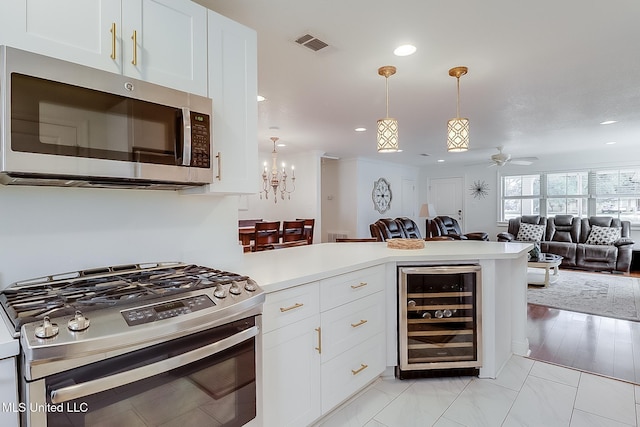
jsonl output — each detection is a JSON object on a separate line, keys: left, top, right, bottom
{"left": 498, "top": 215, "right": 634, "bottom": 272}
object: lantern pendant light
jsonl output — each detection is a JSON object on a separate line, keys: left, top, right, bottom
{"left": 377, "top": 66, "right": 399, "bottom": 153}
{"left": 447, "top": 66, "right": 469, "bottom": 152}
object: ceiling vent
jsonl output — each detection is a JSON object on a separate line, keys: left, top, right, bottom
{"left": 295, "top": 34, "right": 328, "bottom": 51}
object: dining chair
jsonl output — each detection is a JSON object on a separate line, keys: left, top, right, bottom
{"left": 282, "top": 220, "right": 306, "bottom": 243}
{"left": 297, "top": 218, "right": 315, "bottom": 244}
{"left": 253, "top": 221, "right": 281, "bottom": 251}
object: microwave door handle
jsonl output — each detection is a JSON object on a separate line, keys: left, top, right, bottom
{"left": 49, "top": 325, "right": 258, "bottom": 404}
{"left": 179, "top": 107, "right": 192, "bottom": 166}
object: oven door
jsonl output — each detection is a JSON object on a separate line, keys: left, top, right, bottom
{"left": 23, "top": 316, "right": 261, "bottom": 427}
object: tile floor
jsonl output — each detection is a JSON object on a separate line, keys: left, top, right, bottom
{"left": 315, "top": 355, "right": 640, "bottom": 427}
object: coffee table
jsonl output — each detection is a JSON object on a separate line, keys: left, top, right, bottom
{"left": 527, "top": 253, "right": 563, "bottom": 287}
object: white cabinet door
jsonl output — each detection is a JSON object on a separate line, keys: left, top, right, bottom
{"left": 263, "top": 315, "right": 321, "bottom": 427}
{"left": 122, "top": 0, "right": 208, "bottom": 95}
{"left": 0, "top": 0, "right": 121, "bottom": 73}
{"left": 206, "top": 10, "right": 258, "bottom": 194}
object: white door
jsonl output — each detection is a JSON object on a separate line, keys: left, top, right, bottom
{"left": 401, "top": 178, "right": 416, "bottom": 218}
{"left": 430, "top": 176, "right": 464, "bottom": 227}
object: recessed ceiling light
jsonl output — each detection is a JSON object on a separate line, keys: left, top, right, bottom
{"left": 257, "top": 95, "right": 266, "bottom": 102}
{"left": 437, "top": 159, "right": 445, "bottom": 163}
{"left": 355, "top": 127, "right": 366, "bottom": 132}
{"left": 277, "top": 143, "right": 286, "bottom": 147}
{"left": 394, "top": 44, "right": 416, "bottom": 56}
{"left": 600, "top": 120, "right": 617, "bottom": 125}
{"left": 605, "top": 141, "right": 617, "bottom": 145}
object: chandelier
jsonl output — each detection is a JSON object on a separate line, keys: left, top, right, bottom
{"left": 260, "top": 137, "right": 295, "bottom": 202}
{"left": 377, "top": 65, "right": 399, "bottom": 153}
{"left": 447, "top": 66, "right": 469, "bottom": 152}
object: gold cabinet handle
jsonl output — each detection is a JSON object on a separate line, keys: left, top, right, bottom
{"left": 350, "top": 282, "right": 368, "bottom": 289}
{"left": 315, "top": 327, "right": 321, "bottom": 354}
{"left": 279, "top": 302, "right": 303, "bottom": 312}
{"left": 351, "top": 363, "right": 368, "bottom": 375}
{"left": 110, "top": 23, "right": 116, "bottom": 60}
{"left": 215, "top": 152, "right": 221, "bottom": 180}
{"left": 131, "top": 30, "right": 138, "bottom": 65}
{"left": 350, "top": 319, "right": 368, "bottom": 328}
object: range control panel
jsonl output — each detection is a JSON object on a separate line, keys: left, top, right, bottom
{"left": 122, "top": 295, "right": 215, "bottom": 326}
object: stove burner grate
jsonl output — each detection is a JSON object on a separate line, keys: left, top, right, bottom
{"left": 0, "top": 263, "right": 252, "bottom": 333}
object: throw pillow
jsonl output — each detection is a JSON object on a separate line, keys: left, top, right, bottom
{"left": 516, "top": 223, "right": 544, "bottom": 242}
{"left": 586, "top": 225, "right": 621, "bottom": 245}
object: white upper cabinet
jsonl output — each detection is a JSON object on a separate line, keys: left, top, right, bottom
{"left": 0, "top": 0, "right": 207, "bottom": 96}
{"left": 121, "top": 0, "right": 207, "bottom": 95}
{"left": 206, "top": 10, "right": 258, "bottom": 194}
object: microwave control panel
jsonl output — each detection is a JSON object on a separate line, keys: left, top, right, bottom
{"left": 190, "top": 112, "right": 211, "bottom": 168}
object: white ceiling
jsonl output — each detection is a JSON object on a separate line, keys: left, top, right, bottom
{"left": 197, "top": 0, "right": 640, "bottom": 167}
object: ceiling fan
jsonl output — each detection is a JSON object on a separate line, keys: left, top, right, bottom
{"left": 489, "top": 146, "right": 538, "bottom": 167}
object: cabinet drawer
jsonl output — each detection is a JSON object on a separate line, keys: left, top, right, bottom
{"left": 320, "top": 265, "right": 385, "bottom": 311}
{"left": 263, "top": 282, "right": 320, "bottom": 333}
{"left": 321, "top": 291, "right": 385, "bottom": 362}
{"left": 321, "top": 333, "right": 386, "bottom": 413}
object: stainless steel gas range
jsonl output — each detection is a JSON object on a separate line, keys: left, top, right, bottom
{"left": 0, "top": 262, "right": 264, "bottom": 427}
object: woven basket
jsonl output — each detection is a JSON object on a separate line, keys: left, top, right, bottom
{"left": 386, "top": 238, "right": 425, "bottom": 250}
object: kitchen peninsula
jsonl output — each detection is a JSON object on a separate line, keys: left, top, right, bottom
{"left": 220, "top": 240, "right": 532, "bottom": 427}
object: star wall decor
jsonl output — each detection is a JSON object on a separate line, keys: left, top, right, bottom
{"left": 470, "top": 180, "right": 489, "bottom": 199}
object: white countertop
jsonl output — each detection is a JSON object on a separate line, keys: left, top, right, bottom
{"left": 219, "top": 241, "right": 532, "bottom": 293}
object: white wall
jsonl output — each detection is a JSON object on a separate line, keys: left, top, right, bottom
{"left": 238, "top": 150, "right": 323, "bottom": 243}
{"left": 0, "top": 186, "right": 241, "bottom": 288}
{"left": 321, "top": 157, "right": 420, "bottom": 240}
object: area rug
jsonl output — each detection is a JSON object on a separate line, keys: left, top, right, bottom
{"left": 527, "top": 270, "right": 640, "bottom": 321}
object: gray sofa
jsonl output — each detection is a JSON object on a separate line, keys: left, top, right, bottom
{"left": 497, "top": 215, "right": 634, "bottom": 272}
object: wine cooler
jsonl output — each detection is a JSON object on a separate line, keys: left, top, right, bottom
{"left": 397, "top": 264, "right": 482, "bottom": 379}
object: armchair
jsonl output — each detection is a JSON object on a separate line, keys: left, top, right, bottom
{"left": 430, "top": 216, "right": 489, "bottom": 241}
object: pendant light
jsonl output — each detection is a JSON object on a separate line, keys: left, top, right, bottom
{"left": 377, "top": 66, "right": 399, "bottom": 153}
{"left": 447, "top": 66, "right": 469, "bottom": 152}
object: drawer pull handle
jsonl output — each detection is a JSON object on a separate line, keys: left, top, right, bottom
{"left": 315, "top": 327, "right": 322, "bottom": 354}
{"left": 351, "top": 363, "right": 368, "bottom": 375}
{"left": 351, "top": 319, "right": 368, "bottom": 328}
{"left": 280, "top": 302, "right": 303, "bottom": 312}
{"left": 215, "top": 152, "right": 221, "bottom": 180}
{"left": 351, "top": 282, "right": 368, "bottom": 289}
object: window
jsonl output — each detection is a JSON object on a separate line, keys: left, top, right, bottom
{"left": 546, "top": 172, "right": 588, "bottom": 217}
{"left": 501, "top": 174, "right": 540, "bottom": 220}
{"left": 500, "top": 168, "right": 640, "bottom": 225}
{"left": 594, "top": 169, "right": 640, "bottom": 224}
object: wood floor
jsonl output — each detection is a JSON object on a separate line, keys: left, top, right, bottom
{"left": 527, "top": 270, "right": 640, "bottom": 384}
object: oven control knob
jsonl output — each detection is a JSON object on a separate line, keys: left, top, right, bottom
{"left": 35, "top": 316, "right": 59, "bottom": 339}
{"left": 229, "top": 282, "right": 242, "bottom": 295}
{"left": 244, "top": 280, "right": 257, "bottom": 292}
{"left": 68, "top": 310, "right": 90, "bottom": 332}
{"left": 214, "top": 284, "right": 226, "bottom": 299}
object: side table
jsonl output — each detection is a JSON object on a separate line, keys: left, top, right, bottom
{"left": 527, "top": 253, "right": 563, "bottom": 287}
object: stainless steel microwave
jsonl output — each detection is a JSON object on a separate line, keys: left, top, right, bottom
{"left": 0, "top": 46, "right": 213, "bottom": 189}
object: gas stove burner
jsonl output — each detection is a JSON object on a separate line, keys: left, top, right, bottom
{"left": 0, "top": 262, "right": 260, "bottom": 334}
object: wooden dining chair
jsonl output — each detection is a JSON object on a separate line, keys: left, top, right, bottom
{"left": 282, "top": 220, "right": 306, "bottom": 243}
{"left": 253, "top": 221, "right": 281, "bottom": 251}
{"left": 297, "top": 218, "right": 315, "bottom": 244}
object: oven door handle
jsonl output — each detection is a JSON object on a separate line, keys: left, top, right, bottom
{"left": 49, "top": 325, "right": 258, "bottom": 404}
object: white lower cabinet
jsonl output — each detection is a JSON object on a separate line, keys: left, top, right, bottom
{"left": 262, "top": 265, "right": 387, "bottom": 426}
{"left": 263, "top": 315, "right": 321, "bottom": 427}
